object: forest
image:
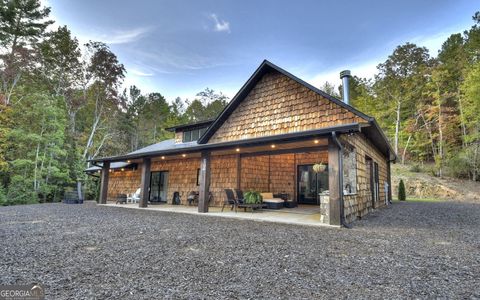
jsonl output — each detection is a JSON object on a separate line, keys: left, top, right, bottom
{"left": 0, "top": 0, "right": 478, "bottom": 205}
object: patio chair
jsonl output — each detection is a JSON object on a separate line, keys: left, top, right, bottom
{"left": 222, "top": 189, "right": 237, "bottom": 212}
{"left": 187, "top": 191, "right": 199, "bottom": 206}
{"left": 234, "top": 189, "right": 245, "bottom": 204}
{"left": 115, "top": 194, "right": 127, "bottom": 204}
{"left": 127, "top": 188, "right": 141, "bottom": 203}
{"left": 172, "top": 191, "right": 181, "bottom": 205}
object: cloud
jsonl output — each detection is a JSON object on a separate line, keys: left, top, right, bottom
{"left": 209, "top": 14, "right": 230, "bottom": 33}
{"left": 128, "top": 68, "right": 154, "bottom": 77}
{"left": 76, "top": 27, "right": 153, "bottom": 45}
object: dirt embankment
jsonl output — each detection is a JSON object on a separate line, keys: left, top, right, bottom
{"left": 391, "top": 164, "right": 480, "bottom": 201}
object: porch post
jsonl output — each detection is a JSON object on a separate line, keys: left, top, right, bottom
{"left": 198, "top": 151, "right": 211, "bottom": 213}
{"left": 139, "top": 157, "right": 151, "bottom": 208}
{"left": 328, "top": 137, "right": 342, "bottom": 226}
{"left": 99, "top": 161, "right": 110, "bottom": 204}
{"left": 387, "top": 155, "right": 392, "bottom": 203}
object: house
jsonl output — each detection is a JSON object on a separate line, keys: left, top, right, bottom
{"left": 87, "top": 60, "right": 396, "bottom": 226}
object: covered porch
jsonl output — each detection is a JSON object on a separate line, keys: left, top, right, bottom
{"left": 93, "top": 125, "right": 357, "bottom": 226}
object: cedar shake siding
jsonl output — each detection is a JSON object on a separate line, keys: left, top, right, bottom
{"left": 341, "top": 133, "right": 389, "bottom": 223}
{"left": 107, "top": 170, "right": 141, "bottom": 199}
{"left": 208, "top": 70, "right": 365, "bottom": 144}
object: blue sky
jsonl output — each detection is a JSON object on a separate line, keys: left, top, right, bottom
{"left": 46, "top": 0, "right": 478, "bottom": 102}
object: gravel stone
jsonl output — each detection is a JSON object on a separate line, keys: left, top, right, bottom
{"left": 0, "top": 201, "right": 479, "bottom": 299}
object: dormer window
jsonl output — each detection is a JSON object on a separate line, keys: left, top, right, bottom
{"left": 183, "top": 127, "right": 207, "bottom": 143}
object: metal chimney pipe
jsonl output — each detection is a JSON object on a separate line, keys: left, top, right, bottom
{"left": 340, "top": 70, "right": 351, "bottom": 105}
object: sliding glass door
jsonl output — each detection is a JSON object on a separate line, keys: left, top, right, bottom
{"left": 297, "top": 164, "right": 328, "bottom": 205}
{"left": 149, "top": 171, "right": 169, "bottom": 203}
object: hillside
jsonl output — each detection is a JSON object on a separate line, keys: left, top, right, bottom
{"left": 391, "top": 164, "right": 480, "bottom": 202}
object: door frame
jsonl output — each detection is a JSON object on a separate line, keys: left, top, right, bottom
{"left": 296, "top": 164, "right": 328, "bottom": 205}
{"left": 366, "top": 156, "right": 375, "bottom": 208}
{"left": 149, "top": 170, "right": 169, "bottom": 203}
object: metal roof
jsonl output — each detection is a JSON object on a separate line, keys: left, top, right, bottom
{"left": 84, "top": 161, "right": 133, "bottom": 172}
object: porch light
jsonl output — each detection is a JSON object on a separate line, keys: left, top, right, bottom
{"left": 271, "top": 144, "right": 276, "bottom": 148}
{"left": 314, "top": 139, "right": 319, "bottom": 144}
{"left": 182, "top": 154, "right": 186, "bottom": 157}
{"left": 127, "top": 160, "right": 131, "bottom": 163}
{"left": 109, "top": 169, "right": 112, "bottom": 173}
{"left": 236, "top": 148, "right": 240, "bottom": 152}
{"left": 121, "top": 168, "right": 125, "bottom": 171}
{"left": 161, "top": 156, "right": 165, "bottom": 160}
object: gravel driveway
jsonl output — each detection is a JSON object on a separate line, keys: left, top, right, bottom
{"left": 1, "top": 201, "right": 479, "bottom": 299}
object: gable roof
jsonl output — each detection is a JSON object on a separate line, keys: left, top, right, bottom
{"left": 197, "top": 60, "right": 373, "bottom": 144}
{"left": 165, "top": 119, "right": 215, "bottom": 132}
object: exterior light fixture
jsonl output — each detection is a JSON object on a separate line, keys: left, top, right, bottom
{"left": 121, "top": 168, "right": 125, "bottom": 171}
{"left": 127, "top": 160, "right": 131, "bottom": 163}
{"left": 314, "top": 139, "right": 319, "bottom": 144}
{"left": 182, "top": 154, "right": 186, "bottom": 157}
{"left": 236, "top": 148, "right": 240, "bottom": 152}
{"left": 271, "top": 144, "right": 276, "bottom": 148}
{"left": 161, "top": 156, "right": 165, "bottom": 160}
{"left": 109, "top": 169, "right": 112, "bottom": 173}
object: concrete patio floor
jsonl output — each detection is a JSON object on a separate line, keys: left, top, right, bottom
{"left": 102, "top": 202, "right": 337, "bottom": 227}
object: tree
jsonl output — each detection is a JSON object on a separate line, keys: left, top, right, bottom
{"left": 375, "top": 43, "right": 432, "bottom": 156}
{"left": 0, "top": 0, "right": 53, "bottom": 105}
{"left": 320, "top": 81, "right": 340, "bottom": 98}
{"left": 81, "top": 41, "right": 125, "bottom": 160}
{"left": 184, "top": 88, "right": 228, "bottom": 121}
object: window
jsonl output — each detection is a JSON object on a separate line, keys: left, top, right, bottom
{"left": 182, "top": 127, "right": 207, "bottom": 143}
{"left": 342, "top": 143, "right": 357, "bottom": 194}
{"left": 183, "top": 130, "right": 192, "bottom": 142}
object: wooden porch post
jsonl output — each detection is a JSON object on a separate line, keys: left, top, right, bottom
{"left": 139, "top": 157, "right": 151, "bottom": 208}
{"left": 328, "top": 137, "right": 342, "bottom": 226}
{"left": 99, "top": 161, "right": 110, "bottom": 204}
{"left": 198, "top": 151, "right": 211, "bottom": 213}
{"left": 387, "top": 156, "right": 392, "bottom": 203}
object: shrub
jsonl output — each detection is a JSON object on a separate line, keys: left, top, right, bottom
{"left": 398, "top": 179, "right": 406, "bottom": 201}
{"left": 6, "top": 176, "right": 38, "bottom": 205}
{"left": 0, "top": 184, "right": 6, "bottom": 206}
{"left": 409, "top": 164, "right": 421, "bottom": 173}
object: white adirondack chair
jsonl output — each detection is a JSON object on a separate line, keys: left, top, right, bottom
{"left": 128, "top": 188, "right": 141, "bottom": 203}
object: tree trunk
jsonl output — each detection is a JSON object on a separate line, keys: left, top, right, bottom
{"left": 437, "top": 91, "right": 444, "bottom": 177}
{"left": 394, "top": 99, "right": 401, "bottom": 155}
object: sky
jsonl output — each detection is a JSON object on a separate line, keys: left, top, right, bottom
{"left": 45, "top": 0, "right": 478, "bottom": 102}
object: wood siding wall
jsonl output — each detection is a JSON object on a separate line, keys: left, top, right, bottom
{"left": 105, "top": 134, "right": 388, "bottom": 224}
{"left": 151, "top": 158, "right": 201, "bottom": 205}
{"left": 341, "top": 133, "right": 388, "bottom": 223}
{"left": 208, "top": 70, "right": 365, "bottom": 143}
{"left": 107, "top": 170, "right": 141, "bottom": 200}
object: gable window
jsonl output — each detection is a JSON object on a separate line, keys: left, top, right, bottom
{"left": 182, "top": 127, "right": 207, "bottom": 143}
{"left": 342, "top": 143, "right": 357, "bottom": 194}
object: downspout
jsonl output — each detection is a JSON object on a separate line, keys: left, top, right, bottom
{"left": 331, "top": 132, "right": 350, "bottom": 228}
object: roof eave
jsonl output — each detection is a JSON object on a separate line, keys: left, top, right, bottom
{"left": 89, "top": 123, "right": 362, "bottom": 163}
